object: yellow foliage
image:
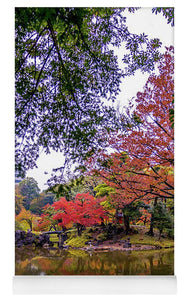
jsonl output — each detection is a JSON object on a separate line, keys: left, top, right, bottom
{"left": 15, "top": 206, "right": 37, "bottom": 231}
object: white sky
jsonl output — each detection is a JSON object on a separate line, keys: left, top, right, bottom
{"left": 26, "top": 8, "right": 174, "bottom": 191}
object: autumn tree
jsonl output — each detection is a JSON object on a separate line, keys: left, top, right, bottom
{"left": 110, "top": 47, "right": 174, "bottom": 202}
{"left": 15, "top": 207, "right": 37, "bottom": 231}
{"left": 52, "top": 193, "right": 108, "bottom": 235}
{"left": 34, "top": 204, "right": 58, "bottom": 232}
{"left": 114, "top": 46, "right": 173, "bottom": 196}
{"left": 89, "top": 152, "right": 147, "bottom": 233}
{"left": 15, "top": 7, "right": 173, "bottom": 181}
{"left": 87, "top": 47, "right": 174, "bottom": 234}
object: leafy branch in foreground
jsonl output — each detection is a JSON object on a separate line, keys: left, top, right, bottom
{"left": 15, "top": 7, "right": 174, "bottom": 182}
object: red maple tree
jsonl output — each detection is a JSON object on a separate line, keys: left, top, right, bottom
{"left": 52, "top": 193, "right": 108, "bottom": 235}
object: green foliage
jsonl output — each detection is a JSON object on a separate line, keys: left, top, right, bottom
{"left": 30, "top": 192, "right": 55, "bottom": 214}
{"left": 15, "top": 220, "right": 24, "bottom": 231}
{"left": 15, "top": 185, "right": 24, "bottom": 215}
{"left": 165, "top": 198, "right": 174, "bottom": 216}
{"left": 96, "top": 232, "right": 108, "bottom": 241}
{"left": 17, "top": 220, "right": 30, "bottom": 231}
{"left": 65, "top": 229, "right": 92, "bottom": 247}
{"left": 15, "top": 7, "right": 169, "bottom": 182}
{"left": 123, "top": 201, "right": 144, "bottom": 222}
{"left": 169, "top": 98, "right": 174, "bottom": 128}
{"left": 126, "top": 231, "right": 174, "bottom": 248}
{"left": 66, "top": 236, "right": 87, "bottom": 248}
{"left": 19, "top": 177, "right": 40, "bottom": 210}
{"left": 164, "top": 227, "right": 174, "bottom": 239}
{"left": 132, "top": 113, "right": 142, "bottom": 125}
{"left": 48, "top": 176, "right": 101, "bottom": 199}
{"left": 94, "top": 183, "right": 116, "bottom": 211}
{"left": 150, "top": 201, "right": 173, "bottom": 237}
{"left": 15, "top": 8, "right": 124, "bottom": 177}
{"left": 94, "top": 183, "right": 115, "bottom": 198}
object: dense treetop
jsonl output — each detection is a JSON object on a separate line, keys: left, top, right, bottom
{"left": 15, "top": 7, "right": 174, "bottom": 183}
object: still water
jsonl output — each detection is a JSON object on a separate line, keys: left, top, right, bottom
{"left": 15, "top": 247, "right": 174, "bottom": 275}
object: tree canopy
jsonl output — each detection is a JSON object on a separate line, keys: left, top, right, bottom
{"left": 18, "top": 177, "right": 40, "bottom": 210}
{"left": 15, "top": 7, "right": 173, "bottom": 182}
{"left": 87, "top": 47, "right": 174, "bottom": 202}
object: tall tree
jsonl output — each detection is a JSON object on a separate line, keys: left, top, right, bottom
{"left": 150, "top": 199, "right": 173, "bottom": 238}
{"left": 19, "top": 177, "right": 40, "bottom": 210}
{"left": 29, "top": 191, "right": 55, "bottom": 214}
{"left": 87, "top": 47, "right": 174, "bottom": 232}
{"left": 105, "top": 46, "right": 174, "bottom": 202}
{"left": 15, "top": 184, "right": 24, "bottom": 215}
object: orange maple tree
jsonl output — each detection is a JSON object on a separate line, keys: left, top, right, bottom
{"left": 86, "top": 47, "right": 174, "bottom": 232}
{"left": 116, "top": 46, "right": 174, "bottom": 201}
{"left": 15, "top": 206, "right": 37, "bottom": 231}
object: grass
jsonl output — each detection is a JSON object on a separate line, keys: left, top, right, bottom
{"left": 126, "top": 233, "right": 174, "bottom": 248}
{"left": 120, "top": 225, "right": 174, "bottom": 248}
{"left": 63, "top": 225, "right": 174, "bottom": 249}
{"left": 64, "top": 230, "right": 174, "bottom": 249}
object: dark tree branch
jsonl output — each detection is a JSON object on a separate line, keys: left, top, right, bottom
{"left": 15, "top": 27, "right": 48, "bottom": 74}
{"left": 15, "top": 45, "right": 55, "bottom": 117}
{"left": 47, "top": 19, "right": 82, "bottom": 112}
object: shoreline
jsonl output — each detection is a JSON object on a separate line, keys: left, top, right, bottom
{"left": 67, "top": 241, "right": 174, "bottom": 252}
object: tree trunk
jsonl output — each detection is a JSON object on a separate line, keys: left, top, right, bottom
{"left": 148, "top": 214, "right": 154, "bottom": 236}
{"left": 28, "top": 220, "right": 32, "bottom": 231}
{"left": 77, "top": 224, "right": 82, "bottom": 236}
{"left": 143, "top": 216, "right": 147, "bottom": 226}
{"left": 158, "top": 229, "right": 162, "bottom": 240}
{"left": 147, "top": 197, "right": 158, "bottom": 236}
{"left": 123, "top": 214, "right": 130, "bottom": 235}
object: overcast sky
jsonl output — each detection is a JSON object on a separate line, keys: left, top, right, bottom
{"left": 26, "top": 8, "right": 174, "bottom": 191}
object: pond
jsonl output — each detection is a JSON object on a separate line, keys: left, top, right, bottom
{"left": 15, "top": 247, "right": 174, "bottom": 276}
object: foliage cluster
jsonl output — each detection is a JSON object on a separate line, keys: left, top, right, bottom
{"left": 15, "top": 7, "right": 174, "bottom": 182}
{"left": 15, "top": 177, "right": 55, "bottom": 215}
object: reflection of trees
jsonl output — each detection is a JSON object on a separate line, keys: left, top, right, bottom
{"left": 15, "top": 247, "right": 49, "bottom": 262}
{"left": 147, "top": 251, "right": 174, "bottom": 275}
{"left": 15, "top": 247, "right": 69, "bottom": 275}
{"left": 15, "top": 248, "right": 174, "bottom": 275}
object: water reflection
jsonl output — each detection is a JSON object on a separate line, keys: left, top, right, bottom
{"left": 15, "top": 247, "right": 174, "bottom": 275}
